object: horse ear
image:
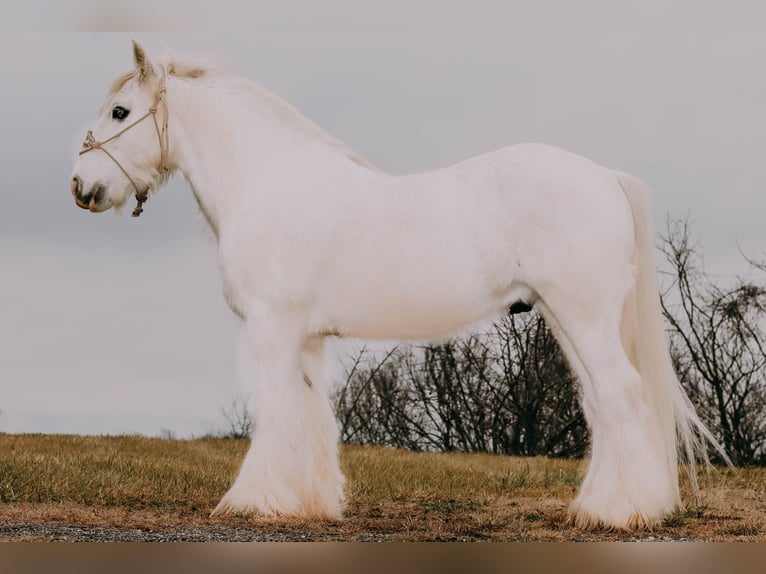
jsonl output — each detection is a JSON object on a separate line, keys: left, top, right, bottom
{"left": 132, "top": 40, "right": 154, "bottom": 81}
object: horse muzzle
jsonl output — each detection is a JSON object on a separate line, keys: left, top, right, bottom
{"left": 71, "top": 177, "right": 112, "bottom": 213}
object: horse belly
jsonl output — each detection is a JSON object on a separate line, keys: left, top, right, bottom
{"left": 325, "top": 258, "right": 524, "bottom": 340}
{"left": 335, "top": 289, "right": 495, "bottom": 340}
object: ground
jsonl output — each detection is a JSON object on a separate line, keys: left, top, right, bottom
{"left": 0, "top": 434, "right": 763, "bottom": 541}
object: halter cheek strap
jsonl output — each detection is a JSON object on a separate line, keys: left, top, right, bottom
{"left": 79, "top": 75, "right": 170, "bottom": 217}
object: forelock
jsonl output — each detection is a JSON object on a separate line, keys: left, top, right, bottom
{"left": 108, "top": 70, "right": 138, "bottom": 99}
{"left": 99, "top": 55, "right": 211, "bottom": 115}
{"left": 99, "top": 70, "right": 138, "bottom": 114}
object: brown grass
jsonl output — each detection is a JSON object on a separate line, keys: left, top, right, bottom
{"left": 0, "top": 433, "right": 764, "bottom": 541}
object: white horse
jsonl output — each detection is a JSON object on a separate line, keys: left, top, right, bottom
{"left": 71, "top": 41, "right": 715, "bottom": 530}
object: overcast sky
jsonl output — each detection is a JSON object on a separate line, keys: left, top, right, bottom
{"left": 2, "top": 3, "right": 765, "bottom": 436}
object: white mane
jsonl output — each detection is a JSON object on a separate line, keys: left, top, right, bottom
{"left": 150, "top": 53, "right": 378, "bottom": 173}
{"left": 233, "top": 78, "right": 378, "bottom": 172}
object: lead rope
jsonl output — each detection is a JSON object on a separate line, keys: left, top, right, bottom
{"left": 79, "top": 74, "right": 169, "bottom": 217}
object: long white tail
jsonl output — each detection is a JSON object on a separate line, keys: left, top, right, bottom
{"left": 617, "top": 172, "right": 725, "bottom": 499}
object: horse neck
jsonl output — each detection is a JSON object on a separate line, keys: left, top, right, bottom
{"left": 166, "top": 74, "right": 375, "bottom": 236}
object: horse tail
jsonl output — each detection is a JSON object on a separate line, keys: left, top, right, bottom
{"left": 616, "top": 172, "right": 726, "bottom": 500}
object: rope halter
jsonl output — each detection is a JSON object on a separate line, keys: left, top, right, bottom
{"left": 79, "top": 74, "right": 170, "bottom": 217}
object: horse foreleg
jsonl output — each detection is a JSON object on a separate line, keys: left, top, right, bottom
{"left": 297, "top": 336, "right": 346, "bottom": 516}
{"left": 212, "top": 304, "right": 344, "bottom": 518}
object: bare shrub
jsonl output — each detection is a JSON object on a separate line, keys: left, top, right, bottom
{"left": 219, "top": 394, "right": 253, "bottom": 439}
{"left": 660, "top": 219, "right": 766, "bottom": 465}
{"left": 335, "top": 312, "right": 587, "bottom": 458}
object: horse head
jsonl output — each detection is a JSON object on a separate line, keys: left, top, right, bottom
{"left": 71, "top": 41, "right": 169, "bottom": 217}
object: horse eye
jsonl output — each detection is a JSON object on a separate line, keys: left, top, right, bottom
{"left": 112, "top": 106, "right": 130, "bottom": 121}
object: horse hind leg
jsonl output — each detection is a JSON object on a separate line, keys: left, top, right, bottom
{"left": 536, "top": 295, "right": 678, "bottom": 530}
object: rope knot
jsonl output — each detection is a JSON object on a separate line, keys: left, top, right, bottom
{"left": 80, "top": 130, "right": 99, "bottom": 153}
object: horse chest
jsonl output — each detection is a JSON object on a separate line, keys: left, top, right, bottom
{"left": 217, "top": 238, "right": 311, "bottom": 320}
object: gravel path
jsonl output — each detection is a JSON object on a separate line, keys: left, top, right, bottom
{"left": 0, "top": 522, "right": 703, "bottom": 542}
{"left": 0, "top": 522, "right": 392, "bottom": 542}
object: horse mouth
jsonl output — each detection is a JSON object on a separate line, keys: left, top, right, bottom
{"left": 88, "top": 200, "right": 111, "bottom": 213}
{"left": 73, "top": 193, "right": 112, "bottom": 213}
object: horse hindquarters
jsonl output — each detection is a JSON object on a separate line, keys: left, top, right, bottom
{"left": 532, "top": 174, "right": 687, "bottom": 529}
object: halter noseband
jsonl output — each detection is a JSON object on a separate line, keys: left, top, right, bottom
{"left": 79, "top": 75, "right": 170, "bottom": 217}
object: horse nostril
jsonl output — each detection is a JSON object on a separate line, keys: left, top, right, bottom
{"left": 72, "top": 177, "right": 94, "bottom": 210}
{"left": 93, "top": 185, "right": 106, "bottom": 204}
{"left": 71, "top": 177, "right": 81, "bottom": 199}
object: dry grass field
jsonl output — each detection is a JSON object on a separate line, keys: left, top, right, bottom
{"left": 0, "top": 433, "right": 763, "bottom": 541}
